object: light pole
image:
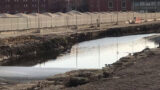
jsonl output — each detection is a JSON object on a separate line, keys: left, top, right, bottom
{"left": 75, "top": 0, "right": 78, "bottom": 29}
{"left": 37, "top": 0, "right": 40, "bottom": 33}
{"left": 154, "top": 0, "right": 157, "bottom": 20}
{"left": 98, "top": 0, "right": 100, "bottom": 28}
{"left": 75, "top": 0, "right": 78, "bottom": 68}
{"left": 67, "top": 0, "right": 70, "bottom": 12}
{"left": 133, "top": 0, "right": 135, "bottom": 20}
{"left": 116, "top": 0, "right": 119, "bottom": 25}
{"left": 145, "top": 0, "right": 147, "bottom": 21}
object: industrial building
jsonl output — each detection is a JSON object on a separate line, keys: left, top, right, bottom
{"left": 0, "top": 0, "right": 49, "bottom": 13}
{"left": 132, "top": 0, "right": 159, "bottom": 12}
{"left": 0, "top": 0, "right": 159, "bottom": 14}
{"left": 88, "top": 0, "right": 132, "bottom": 12}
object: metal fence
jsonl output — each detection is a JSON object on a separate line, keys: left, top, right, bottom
{"left": 0, "top": 11, "right": 159, "bottom": 31}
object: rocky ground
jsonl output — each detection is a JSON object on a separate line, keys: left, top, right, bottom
{"left": 1, "top": 44, "right": 160, "bottom": 90}
{"left": 65, "top": 48, "right": 160, "bottom": 90}
{"left": 1, "top": 20, "right": 160, "bottom": 66}
{"left": 1, "top": 21, "right": 160, "bottom": 66}
{"left": 1, "top": 21, "right": 160, "bottom": 90}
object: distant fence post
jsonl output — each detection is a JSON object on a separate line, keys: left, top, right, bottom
{"left": 127, "top": 11, "right": 129, "bottom": 21}
{"left": 75, "top": 14, "right": 78, "bottom": 29}
{"left": 17, "top": 17, "right": 19, "bottom": 30}
{"left": 97, "top": 13, "right": 100, "bottom": 27}
{"left": 27, "top": 16, "right": 29, "bottom": 29}
{"left": 111, "top": 12, "right": 112, "bottom": 24}
{"left": 66, "top": 16, "right": 68, "bottom": 28}
{"left": 116, "top": 12, "right": 119, "bottom": 25}
{"left": 90, "top": 14, "right": 93, "bottom": 26}
{"left": 2, "top": 18, "right": 3, "bottom": 31}
{"left": 11, "top": 18, "right": 12, "bottom": 31}
{"left": 51, "top": 16, "right": 53, "bottom": 28}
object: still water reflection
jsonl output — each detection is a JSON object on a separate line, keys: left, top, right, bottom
{"left": 35, "top": 34, "right": 158, "bottom": 69}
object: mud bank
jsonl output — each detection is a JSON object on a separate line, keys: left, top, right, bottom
{"left": 2, "top": 46, "right": 158, "bottom": 90}
{"left": 1, "top": 22, "right": 160, "bottom": 66}
{"left": 1, "top": 35, "right": 160, "bottom": 90}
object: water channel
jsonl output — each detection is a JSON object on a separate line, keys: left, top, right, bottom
{"left": 35, "top": 34, "right": 159, "bottom": 69}
{"left": 0, "top": 34, "right": 159, "bottom": 82}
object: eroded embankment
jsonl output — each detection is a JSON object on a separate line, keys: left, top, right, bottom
{"left": 3, "top": 47, "right": 157, "bottom": 90}
{"left": 1, "top": 22, "right": 160, "bottom": 66}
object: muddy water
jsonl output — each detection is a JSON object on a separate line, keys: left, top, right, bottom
{"left": 0, "top": 34, "right": 158, "bottom": 82}
{"left": 35, "top": 34, "right": 159, "bottom": 69}
{"left": 0, "top": 67, "right": 76, "bottom": 82}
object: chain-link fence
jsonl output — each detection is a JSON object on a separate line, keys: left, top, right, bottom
{"left": 0, "top": 11, "right": 159, "bottom": 31}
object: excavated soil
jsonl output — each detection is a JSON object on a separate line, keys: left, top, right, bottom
{"left": 1, "top": 22, "right": 160, "bottom": 90}
{"left": 1, "top": 47, "right": 160, "bottom": 90}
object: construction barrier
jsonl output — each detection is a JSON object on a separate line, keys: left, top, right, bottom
{"left": 0, "top": 11, "right": 159, "bottom": 31}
